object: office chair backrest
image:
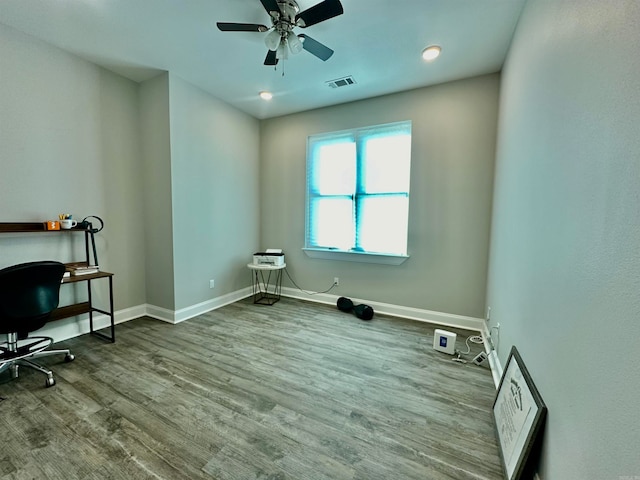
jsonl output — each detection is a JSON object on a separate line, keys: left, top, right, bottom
{"left": 0, "top": 261, "right": 66, "bottom": 331}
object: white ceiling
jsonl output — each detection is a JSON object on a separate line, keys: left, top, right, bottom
{"left": 0, "top": 0, "right": 526, "bottom": 119}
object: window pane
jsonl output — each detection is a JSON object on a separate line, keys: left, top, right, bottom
{"left": 357, "top": 196, "right": 409, "bottom": 255}
{"left": 362, "top": 133, "right": 411, "bottom": 193}
{"left": 308, "top": 197, "right": 354, "bottom": 250}
{"left": 309, "top": 141, "right": 356, "bottom": 195}
{"left": 306, "top": 121, "right": 411, "bottom": 257}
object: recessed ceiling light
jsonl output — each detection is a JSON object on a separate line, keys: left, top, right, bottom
{"left": 422, "top": 45, "right": 441, "bottom": 62}
{"left": 259, "top": 91, "right": 273, "bottom": 101}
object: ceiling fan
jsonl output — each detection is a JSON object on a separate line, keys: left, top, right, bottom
{"left": 217, "top": 0, "right": 344, "bottom": 66}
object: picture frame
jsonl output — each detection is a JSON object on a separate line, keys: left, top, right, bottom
{"left": 493, "top": 346, "right": 547, "bottom": 480}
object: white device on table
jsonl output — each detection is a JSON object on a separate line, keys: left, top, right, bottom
{"left": 253, "top": 248, "right": 285, "bottom": 266}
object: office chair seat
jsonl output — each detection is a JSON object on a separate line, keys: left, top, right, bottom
{"left": 0, "top": 261, "right": 75, "bottom": 388}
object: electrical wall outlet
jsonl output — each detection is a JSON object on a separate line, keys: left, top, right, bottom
{"left": 209, "top": 279, "right": 215, "bottom": 289}
{"left": 333, "top": 277, "right": 339, "bottom": 286}
{"left": 487, "top": 306, "right": 491, "bottom": 321}
{"left": 488, "top": 322, "right": 500, "bottom": 352}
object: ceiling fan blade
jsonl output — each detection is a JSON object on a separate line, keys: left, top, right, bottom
{"left": 217, "top": 22, "right": 269, "bottom": 32}
{"left": 299, "top": 34, "right": 334, "bottom": 61}
{"left": 296, "top": 0, "right": 344, "bottom": 28}
{"left": 264, "top": 49, "right": 279, "bottom": 66}
{"left": 259, "top": 0, "right": 281, "bottom": 16}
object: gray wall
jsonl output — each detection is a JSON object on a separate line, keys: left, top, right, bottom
{"left": 487, "top": 0, "right": 640, "bottom": 478}
{"left": 260, "top": 74, "right": 499, "bottom": 318}
{"left": 140, "top": 73, "right": 175, "bottom": 310}
{"left": 168, "top": 74, "right": 260, "bottom": 310}
{"left": 0, "top": 24, "right": 146, "bottom": 321}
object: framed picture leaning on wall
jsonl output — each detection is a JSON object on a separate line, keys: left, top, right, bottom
{"left": 493, "top": 346, "right": 547, "bottom": 480}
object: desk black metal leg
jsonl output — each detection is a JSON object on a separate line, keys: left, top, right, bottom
{"left": 89, "top": 277, "right": 116, "bottom": 343}
{"left": 108, "top": 276, "right": 115, "bottom": 342}
{"left": 88, "top": 278, "right": 94, "bottom": 333}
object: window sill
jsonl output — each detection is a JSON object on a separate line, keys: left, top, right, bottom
{"left": 302, "top": 248, "right": 409, "bottom": 265}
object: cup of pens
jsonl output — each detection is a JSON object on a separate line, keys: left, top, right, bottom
{"left": 59, "top": 214, "right": 77, "bottom": 229}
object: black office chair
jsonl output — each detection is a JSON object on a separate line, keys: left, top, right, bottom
{"left": 0, "top": 261, "right": 75, "bottom": 387}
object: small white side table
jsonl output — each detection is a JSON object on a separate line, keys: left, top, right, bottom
{"left": 247, "top": 263, "right": 286, "bottom": 305}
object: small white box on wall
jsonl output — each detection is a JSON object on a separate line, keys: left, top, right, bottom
{"left": 433, "top": 329, "right": 457, "bottom": 355}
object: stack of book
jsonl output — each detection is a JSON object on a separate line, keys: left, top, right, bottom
{"left": 64, "top": 263, "right": 100, "bottom": 277}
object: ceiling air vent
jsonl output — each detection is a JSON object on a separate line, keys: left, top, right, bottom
{"left": 326, "top": 76, "right": 356, "bottom": 89}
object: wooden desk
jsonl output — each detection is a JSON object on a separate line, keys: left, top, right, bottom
{"left": 0, "top": 222, "right": 115, "bottom": 342}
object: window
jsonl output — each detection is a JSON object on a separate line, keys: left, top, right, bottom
{"left": 305, "top": 121, "right": 412, "bottom": 261}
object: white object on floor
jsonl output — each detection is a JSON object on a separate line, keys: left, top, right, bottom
{"left": 433, "top": 329, "right": 457, "bottom": 355}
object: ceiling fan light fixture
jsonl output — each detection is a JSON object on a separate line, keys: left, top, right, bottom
{"left": 264, "top": 29, "right": 281, "bottom": 51}
{"left": 422, "top": 45, "right": 441, "bottom": 62}
{"left": 259, "top": 91, "right": 273, "bottom": 101}
{"left": 276, "top": 39, "right": 288, "bottom": 60}
{"left": 288, "top": 31, "right": 303, "bottom": 54}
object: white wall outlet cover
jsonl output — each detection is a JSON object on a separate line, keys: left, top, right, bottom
{"left": 433, "top": 329, "right": 457, "bottom": 355}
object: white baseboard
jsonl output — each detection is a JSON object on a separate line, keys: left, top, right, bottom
{"left": 280, "top": 287, "right": 486, "bottom": 332}
{"left": 144, "top": 304, "right": 175, "bottom": 324}
{"left": 26, "top": 289, "right": 253, "bottom": 343}
{"left": 481, "top": 321, "right": 503, "bottom": 388}
{"left": 145, "top": 287, "right": 486, "bottom": 334}
{"left": 174, "top": 287, "right": 253, "bottom": 323}
{"left": 34, "top": 304, "right": 146, "bottom": 343}
{"left": 145, "top": 287, "right": 253, "bottom": 324}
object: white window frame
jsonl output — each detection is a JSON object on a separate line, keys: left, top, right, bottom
{"left": 303, "top": 121, "right": 411, "bottom": 265}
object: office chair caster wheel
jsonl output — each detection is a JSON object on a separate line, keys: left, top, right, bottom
{"left": 64, "top": 353, "right": 75, "bottom": 362}
{"left": 45, "top": 377, "right": 56, "bottom": 388}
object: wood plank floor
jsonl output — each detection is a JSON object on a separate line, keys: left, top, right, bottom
{"left": 0, "top": 297, "right": 503, "bottom": 480}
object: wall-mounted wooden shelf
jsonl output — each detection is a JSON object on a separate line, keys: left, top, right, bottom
{"left": 0, "top": 222, "right": 88, "bottom": 233}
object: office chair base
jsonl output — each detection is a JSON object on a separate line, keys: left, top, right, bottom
{"left": 1, "top": 336, "right": 74, "bottom": 388}
{"left": 1, "top": 334, "right": 51, "bottom": 360}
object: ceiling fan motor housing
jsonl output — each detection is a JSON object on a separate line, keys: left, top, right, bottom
{"left": 277, "top": 1, "right": 300, "bottom": 19}
{"left": 272, "top": 0, "right": 299, "bottom": 34}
